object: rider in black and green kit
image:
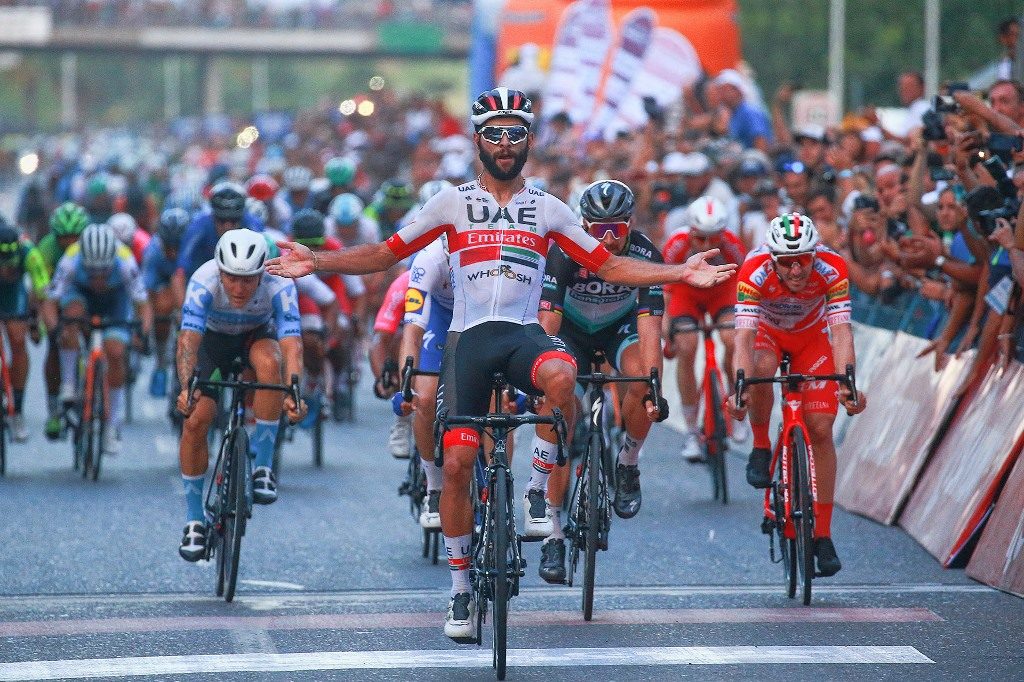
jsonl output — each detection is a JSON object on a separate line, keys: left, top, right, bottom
{"left": 39, "top": 202, "right": 89, "bottom": 439}
{"left": 0, "top": 219, "right": 50, "bottom": 442}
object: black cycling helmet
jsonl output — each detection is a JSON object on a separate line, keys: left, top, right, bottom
{"left": 290, "top": 208, "right": 326, "bottom": 240}
{"left": 579, "top": 180, "right": 635, "bottom": 222}
{"left": 209, "top": 182, "right": 246, "bottom": 221}
{"left": 470, "top": 87, "right": 535, "bottom": 129}
{"left": 0, "top": 223, "right": 19, "bottom": 259}
{"left": 157, "top": 207, "right": 191, "bottom": 247}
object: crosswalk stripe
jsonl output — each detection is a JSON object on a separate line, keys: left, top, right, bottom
{"left": 0, "top": 607, "right": 941, "bottom": 638}
{"left": 0, "top": 645, "right": 934, "bottom": 680}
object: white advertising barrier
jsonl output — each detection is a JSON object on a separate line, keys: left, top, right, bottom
{"left": 836, "top": 332, "right": 972, "bottom": 525}
{"left": 967, "top": 450, "right": 1024, "bottom": 597}
{"left": 900, "top": 360, "right": 1024, "bottom": 566}
{"left": 834, "top": 323, "right": 895, "bottom": 446}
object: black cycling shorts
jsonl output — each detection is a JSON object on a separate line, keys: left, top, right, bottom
{"left": 558, "top": 316, "right": 639, "bottom": 374}
{"left": 194, "top": 323, "right": 277, "bottom": 400}
{"left": 436, "top": 321, "right": 575, "bottom": 418}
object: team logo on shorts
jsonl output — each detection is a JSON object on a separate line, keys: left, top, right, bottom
{"left": 405, "top": 288, "right": 425, "bottom": 313}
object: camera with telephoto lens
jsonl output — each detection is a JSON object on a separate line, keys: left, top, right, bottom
{"left": 921, "top": 110, "right": 946, "bottom": 141}
{"left": 974, "top": 156, "right": 1021, "bottom": 235}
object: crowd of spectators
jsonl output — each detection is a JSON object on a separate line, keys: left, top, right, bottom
{"left": 11, "top": 15, "right": 1024, "bottom": 385}
{"left": 5, "top": 0, "right": 472, "bottom": 31}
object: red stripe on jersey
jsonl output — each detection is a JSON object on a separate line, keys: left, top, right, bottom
{"left": 549, "top": 232, "right": 611, "bottom": 272}
{"left": 459, "top": 245, "right": 502, "bottom": 266}
{"left": 385, "top": 224, "right": 451, "bottom": 260}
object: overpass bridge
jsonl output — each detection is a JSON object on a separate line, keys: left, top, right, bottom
{"left": 0, "top": 6, "right": 470, "bottom": 126}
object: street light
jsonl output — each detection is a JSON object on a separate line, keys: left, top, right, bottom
{"left": 357, "top": 100, "right": 375, "bottom": 116}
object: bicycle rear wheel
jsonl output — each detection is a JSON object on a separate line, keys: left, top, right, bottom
{"left": 313, "top": 403, "right": 324, "bottom": 467}
{"left": 582, "top": 431, "right": 601, "bottom": 621}
{"left": 491, "top": 471, "right": 510, "bottom": 680}
{"left": 708, "top": 372, "right": 728, "bottom": 504}
{"left": 792, "top": 429, "right": 814, "bottom": 605}
{"left": 223, "top": 429, "right": 250, "bottom": 603}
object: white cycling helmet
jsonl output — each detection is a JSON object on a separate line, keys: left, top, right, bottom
{"left": 108, "top": 212, "right": 137, "bottom": 245}
{"left": 215, "top": 229, "right": 268, "bottom": 276}
{"left": 245, "top": 197, "right": 269, "bottom": 224}
{"left": 766, "top": 212, "right": 820, "bottom": 255}
{"left": 282, "top": 165, "right": 312, "bottom": 192}
{"left": 418, "top": 179, "right": 452, "bottom": 205}
{"left": 686, "top": 196, "right": 728, "bottom": 236}
{"left": 329, "top": 193, "right": 364, "bottom": 225}
{"left": 80, "top": 223, "right": 118, "bottom": 270}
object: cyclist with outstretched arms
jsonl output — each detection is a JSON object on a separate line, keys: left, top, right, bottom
{"left": 268, "top": 88, "right": 737, "bottom": 641}
{"left": 175, "top": 230, "right": 305, "bottom": 562}
{"left": 536, "top": 179, "right": 668, "bottom": 584}
{"left": 728, "top": 213, "right": 866, "bottom": 577}
{"left": 43, "top": 224, "right": 153, "bottom": 455}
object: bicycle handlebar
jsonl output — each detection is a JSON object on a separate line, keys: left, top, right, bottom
{"left": 187, "top": 371, "right": 301, "bottom": 416}
{"left": 433, "top": 407, "right": 568, "bottom": 469}
{"left": 400, "top": 355, "right": 440, "bottom": 403}
{"left": 735, "top": 364, "right": 858, "bottom": 411}
{"left": 577, "top": 367, "right": 668, "bottom": 422}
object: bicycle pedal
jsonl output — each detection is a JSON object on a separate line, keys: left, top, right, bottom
{"left": 760, "top": 517, "right": 773, "bottom": 535}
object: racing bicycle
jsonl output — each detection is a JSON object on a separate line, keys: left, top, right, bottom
{"left": 735, "top": 356, "right": 857, "bottom": 605}
{"left": 188, "top": 363, "right": 300, "bottom": 603}
{"left": 397, "top": 355, "right": 441, "bottom": 564}
{"left": 435, "top": 373, "right": 566, "bottom": 681}
{"left": 566, "top": 355, "right": 664, "bottom": 620}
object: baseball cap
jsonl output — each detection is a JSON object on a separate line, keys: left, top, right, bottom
{"left": 663, "top": 151, "right": 711, "bottom": 176}
{"left": 793, "top": 123, "right": 827, "bottom": 143}
{"left": 713, "top": 68, "right": 746, "bottom": 91}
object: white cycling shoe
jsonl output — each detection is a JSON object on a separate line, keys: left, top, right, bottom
{"left": 523, "top": 488, "right": 553, "bottom": 538}
{"left": 729, "top": 418, "right": 752, "bottom": 450}
{"left": 444, "top": 592, "right": 477, "bottom": 643}
{"left": 388, "top": 414, "right": 412, "bottom": 458}
{"left": 680, "top": 429, "right": 704, "bottom": 464}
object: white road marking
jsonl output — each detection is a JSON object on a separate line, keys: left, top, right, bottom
{"left": 0, "top": 582, "right": 991, "bottom": 611}
{"left": 0, "top": 646, "right": 933, "bottom": 680}
{"left": 239, "top": 579, "right": 306, "bottom": 591}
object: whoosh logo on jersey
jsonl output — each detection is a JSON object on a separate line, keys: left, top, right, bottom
{"left": 467, "top": 264, "right": 532, "bottom": 285}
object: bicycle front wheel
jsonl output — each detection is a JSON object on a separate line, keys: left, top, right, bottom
{"left": 223, "top": 429, "right": 250, "bottom": 603}
{"left": 313, "top": 404, "right": 324, "bottom": 468}
{"left": 491, "top": 471, "right": 510, "bottom": 680}
{"left": 88, "top": 361, "right": 107, "bottom": 482}
{"left": 792, "top": 429, "right": 815, "bottom": 605}
{"left": 583, "top": 431, "right": 601, "bottom": 621}
{"left": 708, "top": 372, "right": 728, "bottom": 504}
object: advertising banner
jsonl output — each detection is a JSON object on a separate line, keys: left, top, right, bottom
{"left": 900, "top": 361, "right": 1024, "bottom": 566}
{"left": 836, "top": 332, "right": 971, "bottom": 525}
{"left": 967, "top": 452, "right": 1024, "bottom": 597}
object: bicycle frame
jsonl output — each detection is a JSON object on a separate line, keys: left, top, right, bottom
{"left": 763, "top": 384, "right": 817, "bottom": 539}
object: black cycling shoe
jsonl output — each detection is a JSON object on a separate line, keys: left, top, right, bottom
{"left": 539, "top": 538, "right": 566, "bottom": 584}
{"left": 613, "top": 463, "right": 642, "bottom": 519}
{"left": 814, "top": 537, "right": 842, "bottom": 577}
{"left": 252, "top": 466, "right": 278, "bottom": 505}
{"left": 178, "top": 521, "right": 208, "bottom": 562}
{"left": 745, "top": 447, "right": 772, "bottom": 489}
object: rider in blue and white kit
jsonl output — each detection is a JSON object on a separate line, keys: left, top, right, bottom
{"left": 174, "top": 229, "right": 305, "bottom": 563}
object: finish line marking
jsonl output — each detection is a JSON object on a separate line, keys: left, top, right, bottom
{"left": 0, "top": 646, "right": 934, "bottom": 680}
{"left": 0, "top": 607, "right": 941, "bottom": 638}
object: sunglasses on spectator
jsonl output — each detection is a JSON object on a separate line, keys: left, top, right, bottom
{"left": 477, "top": 125, "right": 530, "bottom": 145}
{"left": 772, "top": 253, "right": 815, "bottom": 270}
{"left": 585, "top": 220, "right": 630, "bottom": 240}
{"left": 295, "top": 237, "right": 326, "bottom": 249}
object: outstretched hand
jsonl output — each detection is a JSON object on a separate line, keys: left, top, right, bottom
{"left": 681, "top": 249, "right": 738, "bottom": 288}
{"left": 266, "top": 241, "right": 315, "bottom": 279}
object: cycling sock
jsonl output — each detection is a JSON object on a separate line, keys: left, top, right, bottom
{"left": 546, "top": 505, "right": 564, "bottom": 540}
{"left": 154, "top": 339, "right": 168, "bottom": 369}
{"left": 444, "top": 533, "right": 472, "bottom": 595}
{"left": 13, "top": 389, "right": 23, "bottom": 413}
{"left": 526, "top": 435, "right": 556, "bottom": 491}
{"left": 109, "top": 386, "right": 126, "bottom": 432}
{"left": 617, "top": 432, "right": 643, "bottom": 466}
{"left": 46, "top": 393, "right": 59, "bottom": 418}
{"left": 59, "top": 349, "right": 78, "bottom": 388}
{"left": 814, "top": 502, "right": 833, "bottom": 538}
{"left": 682, "top": 404, "right": 699, "bottom": 431}
{"left": 251, "top": 419, "right": 279, "bottom": 470}
{"left": 422, "top": 455, "right": 443, "bottom": 492}
{"left": 182, "top": 474, "right": 206, "bottom": 523}
{"left": 751, "top": 421, "right": 771, "bottom": 450}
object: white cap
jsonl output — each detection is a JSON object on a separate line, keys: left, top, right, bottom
{"left": 712, "top": 68, "right": 746, "bottom": 92}
{"left": 663, "top": 151, "right": 711, "bottom": 176}
{"left": 794, "top": 123, "right": 827, "bottom": 143}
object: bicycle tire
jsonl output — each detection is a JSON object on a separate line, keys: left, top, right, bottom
{"left": 224, "top": 429, "right": 250, "bottom": 603}
{"left": 565, "top": 459, "right": 584, "bottom": 588}
{"left": 313, "top": 403, "right": 324, "bottom": 467}
{"left": 90, "top": 361, "right": 106, "bottom": 482}
{"left": 708, "top": 372, "right": 729, "bottom": 505}
{"left": 491, "top": 470, "right": 509, "bottom": 680}
{"left": 213, "top": 439, "right": 229, "bottom": 598}
{"left": 772, "top": 479, "right": 797, "bottom": 599}
{"left": 792, "top": 429, "right": 814, "bottom": 605}
{"left": 582, "top": 431, "right": 601, "bottom": 621}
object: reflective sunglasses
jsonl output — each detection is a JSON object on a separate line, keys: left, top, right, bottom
{"left": 295, "top": 237, "right": 326, "bottom": 249}
{"left": 477, "top": 125, "right": 530, "bottom": 145}
{"left": 585, "top": 220, "right": 629, "bottom": 240}
{"left": 772, "top": 253, "right": 815, "bottom": 270}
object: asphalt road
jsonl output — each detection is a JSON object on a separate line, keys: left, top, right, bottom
{"left": 0, "top": 346, "right": 1020, "bottom": 681}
